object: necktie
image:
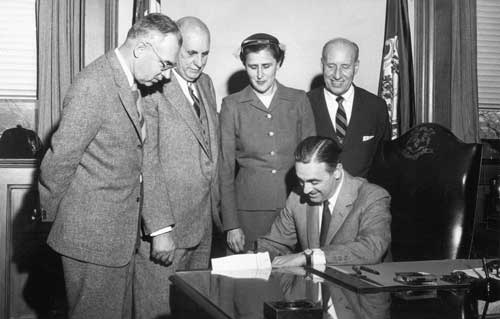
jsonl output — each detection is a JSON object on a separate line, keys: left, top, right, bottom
{"left": 188, "top": 82, "right": 201, "bottom": 118}
{"left": 132, "top": 89, "right": 146, "bottom": 142}
{"left": 319, "top": 200, "right": 331, "bottom": 247}
{"left": 335, "top": 95, "right": 347, "bottom": 143}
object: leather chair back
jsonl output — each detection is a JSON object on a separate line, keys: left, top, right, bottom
{"left": 368, "top": 123, "right": 482, "bottom": 261}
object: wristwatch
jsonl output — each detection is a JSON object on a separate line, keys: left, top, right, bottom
{"left": 304, "top": 249, "right": 313, "bottom": 266}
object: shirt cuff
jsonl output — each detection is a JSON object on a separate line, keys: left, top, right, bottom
{"left": 150, "top": 226, "right": 174, "bottom": 237}
{"left": 312, "top": 248, "right": 326, "bottom": 266}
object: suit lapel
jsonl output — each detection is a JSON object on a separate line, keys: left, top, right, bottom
{"left": 325, "top": 173, "right": 357, "bottom": 245}
{"left": 163, "top": 76, "right": 210, "bottom": 157}
{"left": 306, "top": 202, "right": 320, "bottom": 248}
{"left": 267, "top": 82, "right": 291, "bottom": 113}
{"left": 238, "top": 85, "right": 270, "bottom": 112}
{"left": 107, "top": 51, "right": 142, "bottom": 142}
{"left": 343, "top": 86, "right": 364, "bottom": 147}
{"left": 197, "top": 77, "right": 218, "bottom": 161}
{"left": 316, "top": 88, "right": 339, "bottom": 143}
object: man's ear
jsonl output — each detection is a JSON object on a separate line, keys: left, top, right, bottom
{"left": 334, "top": 163, "right": 343, "bottom": 179}
{"left": 354, "top": 60, "right": 360, "bottom": 75}
{"left": 133, "top": 42, "right": 147, "bottom": 58}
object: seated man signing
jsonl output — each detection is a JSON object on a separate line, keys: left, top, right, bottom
{"left": 257, "top": 136, "right": 391, "bottom": 267}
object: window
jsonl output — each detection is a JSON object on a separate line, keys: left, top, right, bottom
{"left": 0, "top": 0, "right": 37, "bottom": 98}
{"left": 477, "top": 0, "right": 500, "bottom": 109}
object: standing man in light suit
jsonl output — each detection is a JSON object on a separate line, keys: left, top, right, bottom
{"left": 307, "top": 38, "right": 391, "bottom": 178}
{"left": 135, "top": 16, "right": 221, "bottom": 318}
{"left": 38, "top": 14, "right": 180, "bottom": 319}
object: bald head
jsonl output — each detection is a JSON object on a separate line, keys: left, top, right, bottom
{"left": 177, "top": 16, "right": 210, "bottom": 43}
{"left": 175, "top": 16, "right": 211, "bottom": 82}
{"left": 322, "top": 38, "right": 359, "bottom": 62}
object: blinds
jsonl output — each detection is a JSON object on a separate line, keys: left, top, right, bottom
{"left": 477, "top": 0, "right": 500, "bottom": 108}
{"left": 0, "top": 0, "right": 37, "bottom": 98}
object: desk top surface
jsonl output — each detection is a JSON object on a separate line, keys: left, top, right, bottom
{"left": 171, "top": 259, "right": 489, "bottom": 319}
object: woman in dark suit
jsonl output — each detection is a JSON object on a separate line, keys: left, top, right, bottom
{"left": 220, "top": 33, "right": 316, "bottom": 253}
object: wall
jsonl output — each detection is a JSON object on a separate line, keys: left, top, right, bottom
{"left": 159, "top": 0, "right": 386, "bottom": 109}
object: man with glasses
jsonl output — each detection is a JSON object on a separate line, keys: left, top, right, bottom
{"left": 39, "top": 13, "right": 180, "bottom": 318}
{"left": 135, "top": 16, "right": 221, "bottom": 318}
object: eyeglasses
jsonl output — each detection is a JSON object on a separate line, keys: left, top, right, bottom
{"left": 144, "top": 42, "right": 176, "bottom": 71}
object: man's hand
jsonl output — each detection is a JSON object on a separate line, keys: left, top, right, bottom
{"left": 271, "top": 253, "right": 306, "bottom": 268}
{"left": 151, "top": 231, "right": 176, "bottom": 265}
{"left": 226, "top": 228, "right": 245, "bottom": 253}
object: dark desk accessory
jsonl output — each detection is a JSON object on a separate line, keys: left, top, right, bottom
{"left": 393, "top": 272, "right": 438, "bottom": 286}
{"left": 263, "top": 299, "right": 322, "bottom": 319}
{"left": 485, "top": 259, "right": 500, "bottom": 277}
{"left": 441, "top": 271, "right": 477, "bottom": 285}
{"left": 473, "top": 258, "right": 500, "bottom": 319}
{"left": 351, "top": 266, "right": 383, "bottom": 286}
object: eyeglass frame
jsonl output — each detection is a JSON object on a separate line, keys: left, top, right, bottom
{"left": 144, "top": 42, "right": 177, "bottom": 71}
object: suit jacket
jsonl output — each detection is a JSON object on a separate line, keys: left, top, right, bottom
{"left": 257, "top": 171, "right": 391, "bottom": 265}
{"left": 39, "top": 51, "right": 172, "bottom": 267}
{"left": 307, "top": 85, "right": 390, "bottom": 177}
{"left": 143, "top": 73, "right": 221, "bottom": 249}
{"left": 219, "top": 82, "right": 316, "bottom": 230}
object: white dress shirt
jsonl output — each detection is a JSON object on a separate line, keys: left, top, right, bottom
{"left": 323, "top": 85, "right": 355, "bottom": 130}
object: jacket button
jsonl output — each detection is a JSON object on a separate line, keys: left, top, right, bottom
{"left": 136, "top": 197, "right": 140, "bottom": 202}
{"left": 137, "top": 144, "right": 142, "bottom": 149}
{"left": 268, "top": 131, "right": 274, "bottom": 137}
{"left": 266, "top": 114, "right": 272, "bottom": 119}
{"left": 269, "top": 151, "right": 276, "bottom": 156}
{"left": 271, "top": 169, "right": 277, "bottom": 174}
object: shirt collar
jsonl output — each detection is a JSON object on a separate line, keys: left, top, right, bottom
{"left": 114, "top": 48, "right": 135, "bottom": 89}
{"left": 326, "top": 168, "right": 345, "bottom": 211}
{"left": 323, "top": 84, "right": 354, "bottom": 102}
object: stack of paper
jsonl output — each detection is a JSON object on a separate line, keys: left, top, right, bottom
{"left": 211, "top": 252, "right": 272, "bottom": 279}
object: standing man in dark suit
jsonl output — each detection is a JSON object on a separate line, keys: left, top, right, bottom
{"left": 135, "top": 16, "right": 221, "bottom": 318}
{"left": 308, "top": 38, "right": 391, "bottom": 177}
{"left": 38, "top": 14, "right": 180, "bottom": 319}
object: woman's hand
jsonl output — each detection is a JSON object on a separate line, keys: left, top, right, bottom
{"left": 227, "top": 228, "right": 245, "bottom": 253}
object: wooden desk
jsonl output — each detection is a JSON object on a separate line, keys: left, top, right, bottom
{"left": 171, "top": 267, "right": 482, "bottom": 319}
{"left": 309, "top": 259, "right": 485, "bottom": 293}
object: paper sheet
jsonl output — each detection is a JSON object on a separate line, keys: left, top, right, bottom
{"left": 211, "top": 252, "right": 272, "bottom": 279}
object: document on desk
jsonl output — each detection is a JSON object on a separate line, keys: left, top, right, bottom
{"left": 211, "top": 252, "right": 272, "bottom": 280}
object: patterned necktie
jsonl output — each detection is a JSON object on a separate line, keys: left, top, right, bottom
{"left": 132, "top": 89, "right": 146, "bottom": 142}
{"left": 188, "top": 82, "right": 201, "bottom": 118}
{"left": 335, "top": 95, "right": 347, "bottom": 143}
{"left": 319, "top": 200, "right": 331, "bottom": 247}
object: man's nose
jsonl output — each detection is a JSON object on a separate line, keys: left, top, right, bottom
{"left": 193, "top": 55, "right": 202, "bottom": 68}
{"left": 257, "top": 67, "right": 263, "bottom": 79}
{"left": 303, "top": 183, "right": 312, "bottom": 194}
{"left": 333, "top": 66, "right": 341, "bottom": 79}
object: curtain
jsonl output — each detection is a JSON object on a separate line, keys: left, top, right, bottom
{"left": 133, "top": 0, "right": 161, "bottom": 24}
{"left": 37, "top": 0, "right": 83, "bottom": 144}
{"left": 450, "top": 0, "right": 479, "bottom": 143}
{"left": 378, "top": 0, "right": 416, "bottom": 139}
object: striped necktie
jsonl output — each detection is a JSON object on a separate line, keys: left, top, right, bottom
{"left": 335, "top": 95, "right": 347, "bottom": 143}
{"left": 132, "top": 89, "right": 146, "bottom": 142}
{"left": 319, "top": 200, "right": 331, "bottom": 247}
{"left": 188, "top": 82, "right": 201, "bottom": 118}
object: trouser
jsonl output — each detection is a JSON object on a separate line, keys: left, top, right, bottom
{"left": 61, "top": 254, "right": 134, "bottom": 319}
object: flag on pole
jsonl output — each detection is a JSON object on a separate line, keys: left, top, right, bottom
{"left": 378, "top": 0, "right": 416, "bottom": 139}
